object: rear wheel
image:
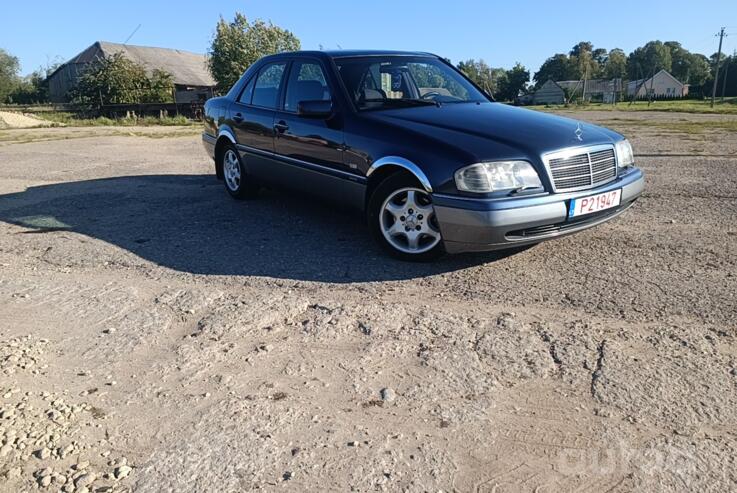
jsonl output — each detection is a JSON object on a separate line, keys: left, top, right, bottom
{"left": 368, "top": 173, "right": 444, "bottom": 261}
{"left": 222, "top": 145, "right": 259, "bottom": 199}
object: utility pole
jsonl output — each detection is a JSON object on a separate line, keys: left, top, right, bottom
{"left": 629, "top": 65, "right": 646, "bottom": 106}
{"left": 711, "top": 27, "right": 727, "bottom": 108}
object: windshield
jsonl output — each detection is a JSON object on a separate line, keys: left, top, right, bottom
{"left": 334, "top": 56, "right": 488, "bottom": 110}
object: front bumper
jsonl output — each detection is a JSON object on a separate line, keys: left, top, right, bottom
{"left": 433, "top": 167, "right": 644, "bottom": 254}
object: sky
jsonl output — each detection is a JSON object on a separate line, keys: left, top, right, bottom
{"left": 2, "top": 0, "right": 736, "bottom": 77}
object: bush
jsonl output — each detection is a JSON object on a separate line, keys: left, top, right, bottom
{"left": 70, "top": 53, "right": 174, "bottom": 105}
{"left": 6, "top": 70, "right": 49, "bottom": 104}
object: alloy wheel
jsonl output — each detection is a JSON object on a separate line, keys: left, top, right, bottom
{"left": 379, "top": 187, "right": 441, "bottom": 254}
{"left": 223, "top": 149, "right": 241, "bottom": 192}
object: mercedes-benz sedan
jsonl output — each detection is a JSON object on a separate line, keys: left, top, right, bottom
{"left": 202, "top": 50, "right": 644, "bottom": 260}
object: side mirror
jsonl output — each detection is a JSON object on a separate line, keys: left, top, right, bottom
{"left": 297, "top": 100, "right": 333, "bottom": 118}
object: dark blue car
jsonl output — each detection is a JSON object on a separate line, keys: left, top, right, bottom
{"left": 202, "top": 50, "right": 644, "bottom": 260}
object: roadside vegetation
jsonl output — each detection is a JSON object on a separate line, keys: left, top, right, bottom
{"left": 0, "top": 109, "right": 197, "bottom": 129}
{"left": 33, "top": 112, "right": 195, "bottom": 127}
{"left": 0, "top": 126, "right": 201, "bottom": 146}
{"left": 528, "top": 97, "right": 737, "bottom": 115}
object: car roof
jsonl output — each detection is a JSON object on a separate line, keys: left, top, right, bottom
{"left": 261, "top": 50, "right": 438, "bottom": 61}
{"left": 322, "top": 49, "right": 437, "bottom": 58}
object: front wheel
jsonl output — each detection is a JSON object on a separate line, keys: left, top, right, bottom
{"left": 367, "top": 173, "right": 444, "bottom": 261}
{"left": 222, "top": 145, "right": 259, "bottom": 200}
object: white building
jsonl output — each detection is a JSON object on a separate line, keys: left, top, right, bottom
{"left": 627, "top": 69, "right": 688, "bottom": 98}
{"left": 556, "top": 79, "right": 623, "bottom": 103}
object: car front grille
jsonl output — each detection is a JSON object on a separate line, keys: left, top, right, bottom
{"left": 544, "top": 146, "right": 617, "bottom": 192}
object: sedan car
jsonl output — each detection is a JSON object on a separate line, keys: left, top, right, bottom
{"left": 202, "top": 50, "right": 644, "bottom": 260}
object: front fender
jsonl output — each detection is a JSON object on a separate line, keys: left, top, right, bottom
{"left": 367, "top": 156, "right": 433, "bottom": 192}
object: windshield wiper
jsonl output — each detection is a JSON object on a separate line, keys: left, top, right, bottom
{"left": 362, "top": 98, "right": 441, "bottom": 108}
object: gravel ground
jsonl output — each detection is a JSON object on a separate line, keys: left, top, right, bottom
{"left": 0, "top": 111, "right": 735, "bottom": 492}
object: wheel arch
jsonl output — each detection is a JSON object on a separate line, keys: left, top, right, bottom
{"left": 214, "top": 128, "right": 237, "bottom": 180}
{"left": 365, "top": 156, "right": 433, "bottom": 209}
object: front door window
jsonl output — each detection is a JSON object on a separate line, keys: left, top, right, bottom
{"left": 284, "top": 61, "right": 331, "bottom": 113}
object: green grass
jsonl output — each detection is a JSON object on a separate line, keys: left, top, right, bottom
{"left": 34, "top": 112, "right": 198, "bottom": 127}
{"left": 527, "top": 97, "right": 737, "bottom": 115}
{"left": 0, "top": 127, "right": 201, "bottom": 146}
{"left": 600, "top": 118, "right": 737, "bottom": 134}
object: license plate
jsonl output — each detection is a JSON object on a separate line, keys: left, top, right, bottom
{"left": 569, "top": 189, "right": 621, "bottom": 218}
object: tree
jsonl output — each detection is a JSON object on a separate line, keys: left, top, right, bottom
{"left": 0, "top": 48, "right": 21, "bottom": 103}
{"left": 71, "top": 53, "right": 174, "bottom": 105}
{"left": 592, "top": 48, "right": 608, "bottom": 67}
{"left": 569, "top": 42, "right": 594, "bottom": 58}
{"left": 603, "top": 49, "right": 627, "bottom": 80}
{"left": 567, "top": 42, "right": 604, "bottom": 79}
{"left": 533, "top": 54, "right": 578, "bottom": 87}
{"left": 143, "top": 69, "right": 175, "bottom": 103}
{"left": 411, "top": 63, "right": 446, "bottom": 88}
{"left": 208, "top": 13, "right": 301, "bottom": 90}
{"left": 7, "top": 70, "right": 47, "bottom": 104}
{"left": 628, "top": 41, "right": 672, "bottom": 80}
{"left": 6, "top": 59, "right": 63, "bottom": 104}
{"left": 496, "top": 63, "right": 529, "bottom": 101}
{"left": 703, "top": 51, "right": 737, "bottom": 97}
{"left": 666, "top": 41, "right": 690, "bottom": 81}
{"left": 686, "top": 53, "right": 710, "bottom": 86}
{"left": 665, "top": 41, "right": 710, "bottom": 86}
{"left": 720, "top": 53, "right": 737, "bottom": 97}
{"left": 457, "top": 59, "right": 499, "bottom": 94}
{"left": 625, "top": 41, "right": 708, "bottom": 87}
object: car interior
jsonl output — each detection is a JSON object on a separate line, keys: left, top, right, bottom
{"left": 284, "top": 63, "right": 331, "bottom": 112}
{"left": 337, "top": 60, "right": 468, "bottom": 109}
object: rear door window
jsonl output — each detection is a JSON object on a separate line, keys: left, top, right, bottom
{"left": 237, "top": 77, "right": 256, "bottom": 104}
{"left": 252, "top": 62, "right": 287, "bottom": 109}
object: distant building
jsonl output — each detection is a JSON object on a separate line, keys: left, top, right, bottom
{"left": 556, "top": 78, "right": 623, "bottom": 103}
{"left": 47, "top": 41, "right": 216, "bottom": 103}
{"left": 627, "top": 70, "right": 688, "bottom": 98}
{"left": 515, "top": 93, "right": 534, "bottom": 105}
{"left": 532, "top": 79, "right": 566, "bottom": 105}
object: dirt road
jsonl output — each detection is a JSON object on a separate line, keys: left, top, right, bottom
{"left": 0, "top": 111, "right": 735, "bottom": 491}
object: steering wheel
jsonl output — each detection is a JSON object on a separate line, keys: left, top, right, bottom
{"left": 421, "top": 91, "right": 442, "bottom": 100}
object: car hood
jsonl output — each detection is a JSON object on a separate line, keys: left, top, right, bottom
{"left": 366, "top": 102, "right": 621, "bottom": 161}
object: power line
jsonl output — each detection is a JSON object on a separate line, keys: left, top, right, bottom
{"left": 711, "top": 27, "right": 727, "bottom": 108}
{"left": 123, "top": 24, "right": 142, "bottom": 45}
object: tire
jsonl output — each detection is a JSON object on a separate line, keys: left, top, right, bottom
{"left": 221, "top": 144, "right": 259, "bottom": 200}
{"left": 367, "top": 173, "right": 444, "bottom": 261}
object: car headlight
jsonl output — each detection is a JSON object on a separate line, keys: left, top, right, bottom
{"left": 454, "top": 161, "right": 543, "bottom": 193}
{"left": 615, "top": 139, "right": 634, "bottom": 168}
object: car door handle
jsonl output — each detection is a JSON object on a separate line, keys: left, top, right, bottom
{"left": 232, "top": 113, "right": 243, "bottom": 123}
{"left": 274, "top": 121, "right": 289, "bottom": 133}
